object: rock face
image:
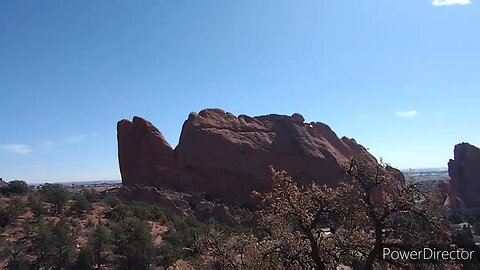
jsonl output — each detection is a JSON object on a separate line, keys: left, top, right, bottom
{"left": 117, "top": 116, "right": 175, "bottom": 187}
{"left": 446, "top": 143, "right": 480, "bottom": 209}
{"left": 118, "top": 109, "right": 399, "bottom": 207}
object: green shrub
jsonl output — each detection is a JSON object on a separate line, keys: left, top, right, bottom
{"left": 82, "top": 189, "right": 100, "bottom": 203}
{"left": 75, "top": 247, "right": 95, "bottom": 270}
{"left": 31, "top": 220, "right": 75, "bottom": 268}
{"left": 0, "top": 198, "right": 26, "bottom": 227}
{"left": 112, "top": 217, "right": 154, "bottom": 270}
{"left": 0, "top": 180, "right": 30, "bottom": 196}
{"left": 6, "top": 243, "right": 29, "bottom": 270}
{"left": 104, "top": 195, "right": 121, "bottom": 208}
{"left": 72, "top": 193, "right": 91, "bottom": 214}
{"left": 39, "top": 184, "right": 70, "bottom": 214}
{"left": 105, "top": 203, "right": 133, "bottom": 221}
{"left": 28, "top": 195, "right": 45, "bottom": 221}
{"left": 88, "top": 223, "right": 112, "bottom": 268}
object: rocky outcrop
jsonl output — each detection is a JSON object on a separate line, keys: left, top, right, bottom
{"left": 117, "top": 116, "right": 175, "bottom": 187}
{"left": 193, "top": 201, "right": 240, "bottom": 227}
{"left": 446, "top": 143, "right": 480, "bottom": 209}
{"left": 117, "top": 186, "right": 242, "bottom": 225}
{"left": 118, "top": 109, "right": 401, "bottom": 207}
{"left": 117, "top": 186, "right": 186, "bottom": 215}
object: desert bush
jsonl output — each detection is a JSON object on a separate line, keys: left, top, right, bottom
{"left": 194, "top": 228, "right": 262, "bottom": 269}
{"left": 88, "top": 223, "right": 112, "bottom": 268}
{"left": 236, "top": 162, "right": 453, "bottom": 269}
{"left": 112, "top": 217, "right": 155, "bottom": 270}
{"left": 105, "top": 203, "right": 133, "bottom": 221}
{"left": 82, "top": 188, "right": 100, "bottom": 203}
{"left": 28, "top": 195, "right": 45, "bottom": 221}
{"left": 72, "top": 193, "right": 91, "bottom": 214}
{"left": 0, "top": 198, "right": 26, "bottom": 227}
{"left": 104, "top": 195, "right": 121, "bottom": 208}
{"left": 74, "top": 247, "right": 95, "bottom": 270}
{"left": 0, "top": 180, "right": 29, "bottom": 196}
{"left": 6, "top": 243, "right": 29, "bottom": 270}
{"left": 39, "top": 183, "right": 70, "bottom": 214}
{"left": 157, "top": 214, "right": 213, "bottom": 267}
{"left": 31, "top": 220, "right": 75, "bottom": 269}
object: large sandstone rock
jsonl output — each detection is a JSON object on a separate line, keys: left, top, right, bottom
{"left": 446, "top": 143, "right": 480, "bottom": 209}
{"left": 117, "top": 109, "right": 399, "bottom": 207}
{"left": 117, "top": 116, "right": 175, "bottom": 187}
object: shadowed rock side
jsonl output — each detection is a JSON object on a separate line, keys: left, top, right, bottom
{"left": 117, "top": 116, "right": 175, "bottom": 187}
{"left": 446, "top": 142, "right": 480, "bottom": 209}
{"left": 118, "top": 109, "right": 400, "bottom": 207}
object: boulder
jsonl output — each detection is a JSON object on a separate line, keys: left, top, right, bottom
{"left": 446, "top": 143, "right": 480, "bottom": 209}
{"left": 117, "top": 109, "right": 402, "bottom": 207}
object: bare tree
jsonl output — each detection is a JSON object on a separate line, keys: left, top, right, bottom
{"left": 346, "top": 156, "right": 452, "bottom": 269}
{"left": 197, "top": 160, "right": 452, "bottom": 269}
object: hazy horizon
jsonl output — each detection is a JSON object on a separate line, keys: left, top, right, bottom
{"left": 1, "top": 166, "right": 450, "bottom": 184}
{"left": 1, "top": 0, "right": 479, "bottom": 182}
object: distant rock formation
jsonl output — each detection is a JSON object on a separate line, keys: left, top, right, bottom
{"left": 117, "top": 108, "right": 402, "bottom": 207}
{"left": 446, "top": 143, "right": 480, "bottom": 209}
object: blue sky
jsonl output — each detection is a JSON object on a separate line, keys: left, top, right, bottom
{"left": 1, "top": 0, "right": 479, "bottom": 182}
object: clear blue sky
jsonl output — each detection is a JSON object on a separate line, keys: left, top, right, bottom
{"left": 1, "top": 0, "right": 479, "bottom": 182}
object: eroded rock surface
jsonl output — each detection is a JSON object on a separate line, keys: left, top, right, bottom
{"left": 446, "top": 143, "right": 480, "bottom": 209}
{"left": 118, "top": 109, "right": 400, "bottom": 207}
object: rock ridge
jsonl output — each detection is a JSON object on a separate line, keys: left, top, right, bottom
{"left": 118, "top": 108, "right": 400, "bottom": 207}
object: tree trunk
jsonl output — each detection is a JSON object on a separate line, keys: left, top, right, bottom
{"left": 365, "top": 224, "right": 383, "bottom": 270}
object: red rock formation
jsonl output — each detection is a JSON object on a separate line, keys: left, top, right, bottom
{"left": 117, "top": 116, "right": 176, "bottom": 187}
{"left": 117, "top": 109, "right": 400, "bottom": 207}
{"left": 446, "top": 143, "right": 480, "bottom": 209}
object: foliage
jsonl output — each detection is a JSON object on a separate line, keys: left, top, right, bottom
{"left": 75, "top": 247, "right": 95, "bottom": 270}
{"left": 251, "top": 168, "right": 354, "bottom": 269}
{"left": 72, "top": 192, "right": 91, "bottom": 214}
{"left": 31, "top": 221, "right": 55, "bottom": 267}
{"left": 112, "top": 217, "right": 155, "bottom": 270}
{"left": 346, "top": 157, "right": 452, "bottom": 268}
{"left": 157, "top": 213, "right": 214, "bottom": 267}
{"left": 6, "top": 243, "right": 29, "bottom": 270}
{"left": 82, "top": 188, "right": 100, "bottom": 203}
{"left": 0, "top": 180, "right": 30, "bottom": 196}
{"left": 88, "top": 223, "right": 112, "bottom": 268}
{"left": 28, "top": 195, "right": 45, "bottom": 221}
{"left": 51, "top": 221, "right": 76, "bottom": 268}
{"left": 105, "top": 201, "right": 172, "bottom": 223}
{"left": 0, "top": 197, "right": 26, "bottom": 227}
{"left": 104, "top": 194, "right": 121, "bottom": 208}
{"left": 198, "top": 162, "right": 453, "bottom": 269}
{"left": 31, "top": 220, "right": 76, "bottom": 269}
{"left": 194, "top": 228, "right": 261, "bottom": 269}
{"left": 39, "top": 183, "right": 70, "bottom": 214}
{"left": 105, "top": 203, "right": 133, "bottom": 221}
